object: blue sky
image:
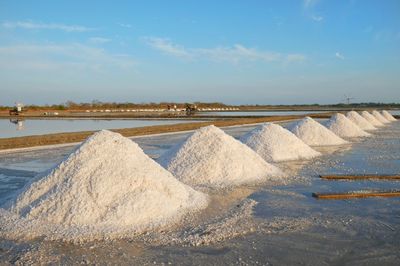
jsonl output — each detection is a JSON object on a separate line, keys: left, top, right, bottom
{"left": 0, "top": 0, "right": 399, "bottom": 105}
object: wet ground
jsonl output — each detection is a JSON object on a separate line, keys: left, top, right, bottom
{"left": 0, "top": 121, "right": 399, "bottom": 265}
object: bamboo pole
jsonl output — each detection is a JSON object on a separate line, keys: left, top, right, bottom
{"left": 319, "top": 175, "right": 400, "bottom": 180}
{"left": 312, "top": 191, "right": 400, "bottom": 199}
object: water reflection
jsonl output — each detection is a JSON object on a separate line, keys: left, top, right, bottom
{"left": 9, "top": 119, "right": 25, "bottom": 131}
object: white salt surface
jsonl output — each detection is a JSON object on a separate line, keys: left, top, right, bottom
{"left": 1, "top": 130, "right": 208, "bottom": 240}
{"left": 346, "top": 111, "right": 376, "bottom": 130}
{"left": 381, "top": 110, "right": 397, "bottom": 121}
{"left": 286, "top": 117, "right": 348, "bottom": 146}
{"left": 361, "top": 111, "right": 384, "bottom": 127}
{"left": 372, "top": 110, "right": 390, "bottom": 124}
{"left": 325, "top": 113, "right": 370, "bottom": 138}
{"left": 158, "top": 125, "right": 283, "bottom": 189}
{"left": 240, "top": 123, "right": 320, "bottom": 162}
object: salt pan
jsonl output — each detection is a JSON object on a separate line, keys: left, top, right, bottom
{"left": 4, "top": 130, "right": 208, "bottom": 238}
{"left": 346, "top": 111, "right": 376, "bottom": 130}
{"left": 372, "top": 110, "right": 390, "bottom": 124}
{"left": 381, "top": 110, "right": 397, "bottom": 121}
{"left": 158, "top": 125, "right": 283, "bottom": 189}
{"left": 325, "top": 113, "right": 370, "bottom": 138}
{"left": 361, "top": 111, "right": 384, "bottom": 127}
{"left": 240, "top": 123, "right": 320, "bottom": 162}
{"left": 286, "top": 117, "right": 348, "bottom": 146}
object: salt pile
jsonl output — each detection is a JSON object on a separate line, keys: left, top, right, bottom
{"left": 372, "top": 110, "right": 390, "bottom": 124}
{"left": 240, "top": 123, "right": 320, "bottom": 162}
{"left": 286, "top": 117, "right": 348, "bottom": 146}
{"left": 4, "top": 130, "right": 208, "bottom": 238}
{"left": 346, "top": 111, "right": 376, "bottom": 130}
{"left": 325, "top": 113, "right": 370, "bottom": 138}
{"left": 361, "top": 111, "right": 384, "bottom": 127}
{"left": 381, "top": 110, "right": 397, "bottom": 121}
{"left": 158, "top": 125, "right": 283, "bottom": 189}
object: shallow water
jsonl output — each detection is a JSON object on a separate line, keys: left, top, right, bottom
{"left": 0, "top": 122, "right": 399, "bottom": 265}
{"left": 0, "top": 118, "right": 198, "bottom": 138}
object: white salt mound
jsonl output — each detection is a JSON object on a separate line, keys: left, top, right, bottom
{"left": 286, "top": 117, "right": 348, "bottom": 146}
{"left": 325, "top": 113, "right": 370, "bottom": 138}
{"left": 346, "top": 111, "right": 376, "bottom": 130}
{"left": 381, "top": 110, "right": 397, "bottom": 121}
{"left": 158, "top": 125, "right": 283, "bottom": 189}
{"left": 5, "top": 130, "right": 208, "bottom": 237}
{"left": 240, "top": 123, "right": 320, "bottom": 162}
{"left": 372, "top": 110, "right": 390, "bottom": 124}
{"left": 361, "top": 111, "right": 384, "bottom": 127}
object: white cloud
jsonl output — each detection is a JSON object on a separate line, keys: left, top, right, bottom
{"left": 0, "top": 43, "right": 135, "bottom": 71}
{"left": 88, "top": 37, "right": 111, "bottom": 44}
{"left": 311, "top": 15, "right": 323, "bottom": 22}
{"left": 1, "top": 21, "right": 93, "bottom": 32}
{"left": 335, "top": 52, "right": 345, "bottom": 60}
{"left": 286, "top": 54, "right": 307, "bottom": 62}
{"left": 142, "top": 37, "right": 192, "bottom": 59}
{"left": 144, "top": 37, "right": 305, "bottom": 64}
{"left": 304, "top": 0, "right": 319, "bottom": 9}
{"left": 118, "top": 23, "right": 133, "bottom": 28}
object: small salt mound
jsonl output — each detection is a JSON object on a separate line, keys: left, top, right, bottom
{"left": 325, "top": 113, "right": 370, "bottom": 138}
{"left": 372, "top": 110, "right": 390, "bottom": 124}
{"left": 158, "top": 125, "right": 283, "bottom": 189}
{"left": 381, "top": 110, "right": 397, "bottom": 121}
{"left": 6, "top": 130, "right": 208, "bottom": 237}
{"left": 286, "top": 117, "right": 348, "bottom": 146}
{"left": 361, "top": 111, "right": 384, "bottom": 127}
{"left": 240, "top": 123, "right": 320, "bottom": 162}
{"left": 346, "top": 111, "right": 376, "bottom": 130}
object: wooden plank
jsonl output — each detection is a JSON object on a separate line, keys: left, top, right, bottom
{"left": 312, "top": 191, "right": 400, "bottom": 199}
{"left": 319, "top": 174, "right": 400, "bottom": 180}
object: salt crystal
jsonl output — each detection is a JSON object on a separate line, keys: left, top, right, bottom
{"left": 360, "top": 111, "right": 384, "bottom": 127}
{"left": 346, "top": 111, "right": 376, "bottom": 130}
{"left": 241, "top": 123, "right": 320, "bottom": 162}
{"left": 286, "top": 117, "right": 348, "bottom": 146}
{"left": 4, "top": 130, "right": 208, "bottom": 239}
{"left": 158, "top": 125, "right": 283, "bottom": 189}
{"left": 325, "top": 113, "right": 370, "bottom": 138}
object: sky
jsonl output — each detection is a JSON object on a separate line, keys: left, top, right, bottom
{"left": 0, "top": 0, "right": 399, "bottom": 105}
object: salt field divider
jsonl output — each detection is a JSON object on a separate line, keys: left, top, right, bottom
{"left": 319, "top": 175, "right": 400, "bottom": 180}
{"left": 312, "top": 190, "right": 400, "bottom": 199}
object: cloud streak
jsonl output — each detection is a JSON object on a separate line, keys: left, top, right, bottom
{"left": 335, "top": 52, "right": 345, "bottom": 60}
{"left": 144, "top": 37, "right": 306, "bottom": 64}
{"left": 0, "top": 43, "right": 135, "bottom": 71}
{"left": 1, "top": 21, "right": 93, "bottom": 32}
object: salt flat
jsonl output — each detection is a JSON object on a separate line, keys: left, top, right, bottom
{"left": 0, "top": 120, "right": 399, "bottom": 265}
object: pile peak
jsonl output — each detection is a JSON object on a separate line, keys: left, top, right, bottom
{"left": 287, "top": 117, "right": 348, "bottom": 146}
{"left": 381, "top": 110, "right": 397, "bottom": 121}
{"left": 360, "top": 111, "right": 384, "bottom": 127}
{"left": 325, "top": 113, "right": 370, "bottom": 138}
{"left": 158, "top": 125, "right": 283, "bottom": 189}
{"left": 372, "top": 110, "right": 390, "bottom": 124}
{"left": 5, "top": 130, "right": 208, "bottom": 240}
{"left": 346, "top": 111, "right": 376, "bottom": 130}
{"left": 240, "top": 123, "right": 320, "bottom": 162}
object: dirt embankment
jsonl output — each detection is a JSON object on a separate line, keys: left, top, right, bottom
{"left": 0, "top": 113, "right": 334, "bottom": 151}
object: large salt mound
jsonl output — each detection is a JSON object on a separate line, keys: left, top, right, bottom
{"left": 325, "top": 113, "right": 370, "bottom": 138}
{"left": 5, "top": 130, "right": 208, "bottom": 237}
{"left": 372, "top": 110, "right": 390, "bottom": 124}
{"left": 286, "top": 117, "right": 348, "bottom": 146}
{"left": 158, "top": 125, "right": 283, "bottom": 189}
{"left": 381, "top": 110, "right": 397, "bottom": 121}
{"left": 240, "top": 123, "right": 320, "bottom": 162}
{"left": 346, "top": 111, "right": 376, "bottom": 130}
{"left": 361, "top": 111, "right": 384, "bottom": 127}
